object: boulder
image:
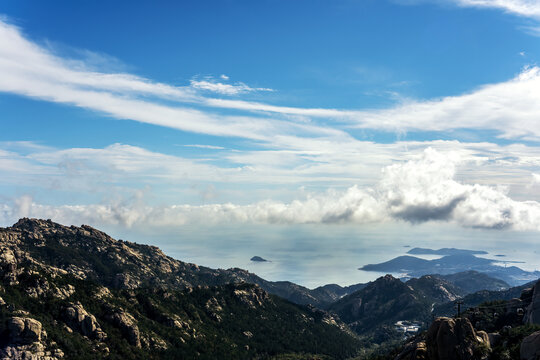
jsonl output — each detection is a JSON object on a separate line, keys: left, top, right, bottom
{"left": 110, "top": 311, "right": 141, "bottom": 348}
{"left": 63, "top": 302, "right": 106, "bottom": 340}
{"left": 521, "top": 331, "right": 540, "bottom": 360}
{"left": 0, "top": 248, "right": 17, "bottom": 273}
{"left": 7, "top": 317, "right": 42, "bottom": 345}
{"left": 524, "top": 280, "right": 540, "bottom": 325}
{"left": 425, "top": 317, "right": 490, "bottom": 360}
{"left": 488, "top": 333, "right": 501, "bottom": 347}
{"left": 114, "top": 273, "right": 140, "bottom": 289}
{"left": 395, "top": 340, "right": 427, "bottom": 360}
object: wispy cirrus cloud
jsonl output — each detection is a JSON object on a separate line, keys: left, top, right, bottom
{"left": 350, "top": 66, "right": 540, "bottom": 141}
{"left": 453, "top": 0, "right": 540, "bottom": 19}
{"left": 189, "top": 77, "right": 273, "bottom": 95}
{"left": 5, "top": 16, "right": 540, "bottom": 144}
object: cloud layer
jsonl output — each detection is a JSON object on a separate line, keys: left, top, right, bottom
{"left": 2, "top": 15, "right": 540, "bottom": 235}
{"left": 3, "top": 149, "right": 540, "bottom": 231}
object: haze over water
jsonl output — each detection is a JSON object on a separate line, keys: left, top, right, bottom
{"left": 119, "top": 222, "right": 540, "bottom": 289}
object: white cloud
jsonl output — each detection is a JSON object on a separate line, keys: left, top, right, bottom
{"left": 189, "top": 78, "right": 273, "bottom": 95}
{"left": 3, "top": 140, "right": 540, "bottom": 204}
{"left": 3, "top": 149, "right": 540, "bottom": 231}
{"left": 5, "top": 17, "right": 540, "bottom": 144}
{"left": 350, "top": 66, "right": 540, "bottom": 141}
{"left": 454, "top": 0, "right": 540, "bottom": 19}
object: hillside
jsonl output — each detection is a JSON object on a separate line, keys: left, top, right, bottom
{"left": 327, "top": 275, "right": 444, "bottom": 336}
{"left": 435, "top": 270, "right": 509, "bottom": 293}
{"left": 326, "top": 272, "right": 511, "bottom": 342}
{"left": 375, "top": 280, "right": 540, "bottom": 360}
{"left": 1, "top": 218, "right": 357, "bottom": 309}
{"left": 0, "top": 218, "right": 362, "bottom": 359}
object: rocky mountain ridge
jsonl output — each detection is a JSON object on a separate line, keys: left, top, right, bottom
{"left": 0, "top": 218, "right": 535, "bottom": 359}
{"left": 0, "top": 218, "right": 362, "bottom": 359}
{"left": 0, "top": 218, "right": 354, "bottom": 308}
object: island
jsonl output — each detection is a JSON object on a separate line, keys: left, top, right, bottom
{"left": 250, "top": 256, "right": 268, "bottom": 262}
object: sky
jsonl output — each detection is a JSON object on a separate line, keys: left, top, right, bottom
{"left": 2, "top": 0, "right": 540, "bottom": 287}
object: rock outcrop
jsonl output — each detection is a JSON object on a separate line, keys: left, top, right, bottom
{"left": 63, "top": 302, "right": 107, "bottom": 340}
{"left": 109, "top": 311, "right": 141, "bottom": 348}
{"left": 521, "top": 330, "right": 540, "bottom": 360}
{"left": 524, "top": 280, "right": 540, "bottom": 325}
{"left": 8, "top": 317, "right": 43, "bottom": 344}
{"left": 425, "top": 317, "right": 490, "bottom": 360}
{"left": 1, "top": 317, "right": 62, "bottom": 360}
{"left": 395, "top": 339, "right": 428, "bottom": 360}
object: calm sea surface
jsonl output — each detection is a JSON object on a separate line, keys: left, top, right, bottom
{"left": 118, "top": 223, "right": 540, "bottom": 289}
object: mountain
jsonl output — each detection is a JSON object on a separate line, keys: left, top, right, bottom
{"left": 434, "top": 270, "right": 509, "bottom": 293}
{"left": 2, "top": 218, "right": 359, "bottom": 309}
{"left": 0, "top": 218, "right": 362, "bottom": 359}
{"left": 378, "top": 280, "right": 540, "bottom": 360}
{"left": 360, "top": 253, "right": 540, "bottom": 286}
{"left": 407, "top": 247, "right": 488, "bottom": 256}
{"left": 433, "top": 281, "right": 534, "bottom": 317}
{"left": 328, "top": 275, "right": 431, "bottom": 336}
{"left": 310, "top": 283, "right": 368, "bottom": 305}
{"left": 405, "top": 275, "right": 462, "bottom": 303}
{"left": 326, "top": 272, "right": 511, "bottom": 339}
{"left": 327, "top": 274, "right": 464, "bottom": 337}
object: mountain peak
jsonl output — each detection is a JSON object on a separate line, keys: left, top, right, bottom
{"left": 12, "top": 217, "right": 55, "bottom": 230}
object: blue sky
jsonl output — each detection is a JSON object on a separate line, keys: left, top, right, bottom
{"left": 2, "top": 0, "right": 540, "bottom": 286}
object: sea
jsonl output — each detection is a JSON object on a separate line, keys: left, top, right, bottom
{"left": 119, "top": 222, "right": 540, "bottom": 289}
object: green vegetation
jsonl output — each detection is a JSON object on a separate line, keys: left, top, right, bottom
{"left": 0, "top": 270, "right": 362, "bottom": 359}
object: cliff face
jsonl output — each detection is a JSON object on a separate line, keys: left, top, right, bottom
{"left": 0, "top": 218, "right": 361, "bottom": 359}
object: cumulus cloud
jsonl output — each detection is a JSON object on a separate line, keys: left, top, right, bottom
{"left": 3, "top": 149, "right": 540, "bottom": 231}
{"left": 3, "top": 140, "right": 540, "bottom": 205}
{"left": 378, "top": 148, "right": 540, "bottom": 229}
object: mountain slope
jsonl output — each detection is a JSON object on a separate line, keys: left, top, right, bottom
{"left": 1, "top": 218, "right": 352, "bottom": 308}
{"left": 435, "top": 270, "right": 509, "bottom": 293}
{"left": 0, "top": 218, "right": 362, "bottom": 359}
{"left": 327, "top": 274, "right": 468, "bottom": 340}
{"left": 328, "top": 275, "right": 434, "bottom": 335}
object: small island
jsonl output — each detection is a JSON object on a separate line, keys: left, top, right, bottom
{"left": 250, "top": 256, "right": 268, "bottom": 262}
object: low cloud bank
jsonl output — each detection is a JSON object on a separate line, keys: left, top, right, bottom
{"left": 2, "top": 149, "right": 540, "bottom": 231}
